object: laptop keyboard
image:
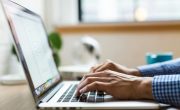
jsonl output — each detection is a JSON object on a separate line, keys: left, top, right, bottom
{"left": 57, "top": 84, "right": 104, "bottom": 103}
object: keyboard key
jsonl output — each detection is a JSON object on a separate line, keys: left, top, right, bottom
{"left": 71, "top": 100, "right": 78, "bottom": 102}
{"left": 66, "top": 95, "right": 73, "bottom": 98}
{"left": 58, "top": 85, "right": 105, "bottom": 103}
{"left": 96, "top": 97, "right": 104, "bottom": 102}
{"left": 90, "top": 91, "right": 96, "bottom": 95}
{"left": 97, "top": 91, "right": 104, "bottom": 96}
{"left": 79, "top": 94, "right": 87, "bottom": 102}
{"left": 58, "top": 97, "right": 63, "bottom": 102}
{"left": 87, "top": 95, "right": 95, "bottom": 102}
{"left": 57, "top": 84, "right": 73, "bottom": 102}
{"left": 71, "top": 98, "right": 78, "bottom": 102}
{"left": 63, "top": 99, "right": 70, "bottom": 102}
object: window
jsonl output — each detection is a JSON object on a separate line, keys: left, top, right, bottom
{"left": 78, "top": 0, "right": 180, "bottom": 23}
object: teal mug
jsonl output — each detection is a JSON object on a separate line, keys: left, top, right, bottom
{"left": 146, "top": 52, "right": 173, "bottom": 64}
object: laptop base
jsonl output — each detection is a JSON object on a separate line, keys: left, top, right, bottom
{"left": 39, "top": 81, "right": 161, "bottom": 110}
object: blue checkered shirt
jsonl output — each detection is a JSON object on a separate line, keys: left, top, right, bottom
{"left": 138, "top": 59, "right": 180, "bottom": 107}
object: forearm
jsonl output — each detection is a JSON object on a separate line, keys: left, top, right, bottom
{"left": 137, "top": 58, "right": 180, "bottom": 77}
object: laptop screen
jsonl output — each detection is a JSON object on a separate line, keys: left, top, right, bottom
{"left": 3, "top": 1, "right": 60, "bottom": 96}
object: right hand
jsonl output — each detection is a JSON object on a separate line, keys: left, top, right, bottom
{"left": 77, "top": 70, "right": 153, "bottom": 100}
{"left": 90, "top": 60, "right": 141, "bottom": 76}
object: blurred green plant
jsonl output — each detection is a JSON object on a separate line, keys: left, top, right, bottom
{"left": 11, "top": 31, "right": 63, "bottom": 67}
{"left": 11, "top": 45, "right": 19, "bottom": 61}
{"left": 48, "top": 32, "right": 63, "bottom": 67}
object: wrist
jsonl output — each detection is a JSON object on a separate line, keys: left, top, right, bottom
{"left": 138, "top": 77, "right": 154, "bottom": 100}
{"left": 129, "top": 68, "right": 142, "bottom": 76}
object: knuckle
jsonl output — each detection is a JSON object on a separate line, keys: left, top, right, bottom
{"left": 104, "top": 70, "right": 112, "bottom": 75}
{"left": 107, "top": 60, "right": 113, "bottom": 64}
{"left": 108, "top": 61, "right": 113, "bottom": 65}
{"left": 86, "top": 77, "right": 92, "bottom": 83}
{"left": 111, "top": 79, "right": 119, "bottom": 84}
{"left": 107, "top": 63, "right": 112, "bottom": 67}
{"left": 110, "top": 73, "right": 117, "bottom": 77}
{"left": 104, "top": 70, "right": 110, "bottom": 73}
{"left": 108, "top": 78, "right": 114, "bottom": 82}
{"left": 93, "top": 81, "right": 99, "bottom": 87}
{"left": 84, "top": 74, "right": 89, "bottom": 79}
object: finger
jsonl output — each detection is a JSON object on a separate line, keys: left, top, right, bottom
{"left": 77, "top": 71, "right": 111, "bottom": 96}
{"left": 90, "top": 63, "right": 104, "bottom": 73}
{"left": 110, "top": 72, "right": 136, "bottom": 79}
{"left": 79, "top": 81, "right": 109, "bottom": 94}
{"left": 76, "top": 77, "right": 111, "bottom": 96}
{"left": 79, "top": 71, "right": 110, "bottom": 85}
{"left": 77, "top": 77, "right": 112, "bottom": 95}
{"left": 95, "top": 60, "right": 113, "bottom": 72}
{"left": 90, "top": 60, "right": 113, "bottom": 73}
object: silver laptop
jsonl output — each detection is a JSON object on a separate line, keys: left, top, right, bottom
{"left": 2, "top": 0, "right": 161, "bottom": 109}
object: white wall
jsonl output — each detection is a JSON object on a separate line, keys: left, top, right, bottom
{"left": 44, "top": 0, "right": 79, "bottom": 31}
{"left": 54, "top": 0, "right": 78, "bottom": 26}
{"left": 45, "top": 0, "right": 180, "bottom": 67}
{"left": 60, "top": 30, "right": 180, "bottom": 68}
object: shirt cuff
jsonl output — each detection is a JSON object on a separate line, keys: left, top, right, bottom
{"left": 137, "top": 63, "right": 164, "bottom": 77}
{"left": 152, "top": 75, "right": 180, "bottom": 107}
{"left": 138, "top": 58, "right": 180, "bottom": 77}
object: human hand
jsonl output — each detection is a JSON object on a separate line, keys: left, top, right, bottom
{"left": 77, "top": 70, "right": 153, "bottom": 100}
{"left": 90, "top": 60, "right": 141, "bottom": 76}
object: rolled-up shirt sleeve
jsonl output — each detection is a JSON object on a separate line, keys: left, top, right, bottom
{"left": 138, "top": 58, "right": 180, "bottom": 77}
{"left": 152, "top": 75, "right": 180, "bottom": 106}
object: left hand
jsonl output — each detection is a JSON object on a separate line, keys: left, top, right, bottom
{"left": 90, "top": 60, "right": 141, "bottom": 76}
{"left": 76, "top": 70, "right": 153, "bottom": 100}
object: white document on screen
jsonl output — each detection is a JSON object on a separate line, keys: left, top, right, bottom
{"left": 10, "top": 12, "right": 59, "bottom": 88}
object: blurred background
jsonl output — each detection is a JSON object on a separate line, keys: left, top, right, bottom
{"left": 1, "top": 1, "right": 180, "bottom": 109}
{"left": 1, "top": 0, "right": 180, "bottom": 70}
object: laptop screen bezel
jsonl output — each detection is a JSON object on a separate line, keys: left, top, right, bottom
{"left": 2, "top": 0, "right": 62, "bottom": 103}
